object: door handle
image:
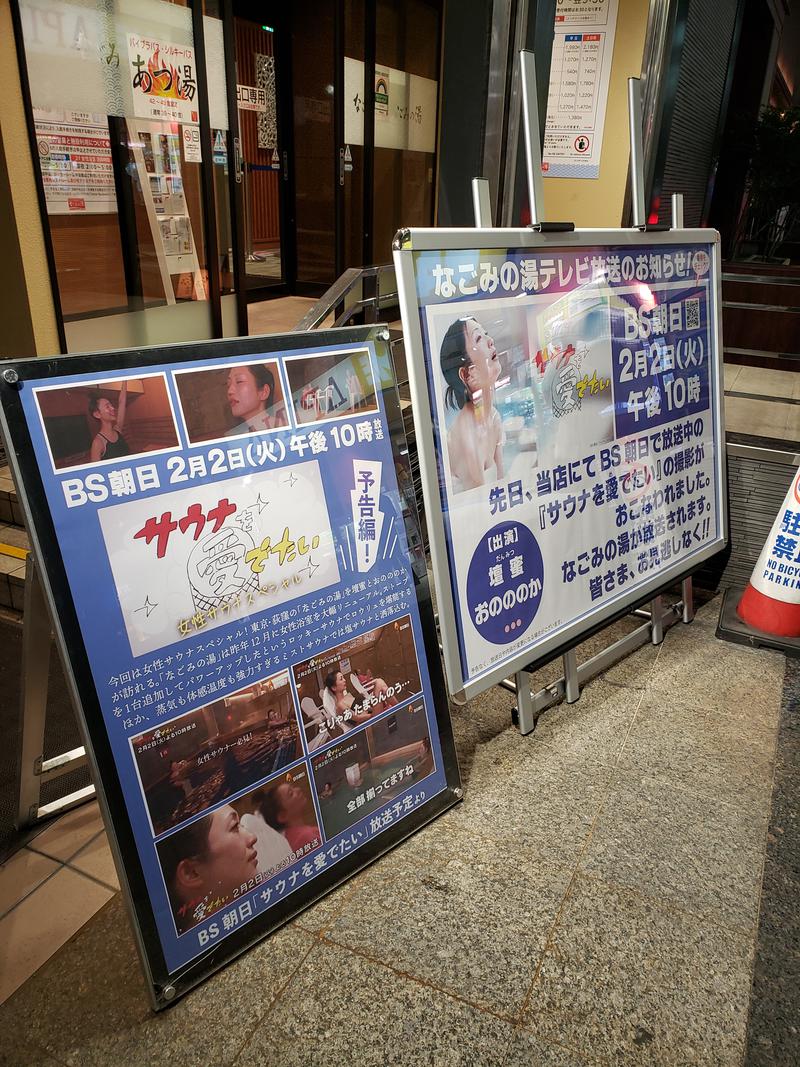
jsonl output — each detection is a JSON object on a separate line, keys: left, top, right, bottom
{"left": 234, "top": 136, "right": 243, "bottom": 184}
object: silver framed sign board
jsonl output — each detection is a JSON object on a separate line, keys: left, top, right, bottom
{"left": 393, "top": 227, "right": 727, "bottom": 701}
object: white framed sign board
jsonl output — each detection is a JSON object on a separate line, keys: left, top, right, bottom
{"left": 393, "top": 227, "right": 727, "bottom": 701}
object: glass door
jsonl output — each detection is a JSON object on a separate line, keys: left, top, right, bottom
{"left": 290, "top": 0, "right": 337, "bottom": 293}
{"left": 16, "top": 0, "right": 219, "bottom": 352}
{"left": 339, "top": 0, "right": 441, "bottom": 273}
{"left": 232, "top": 7, "right": 290, "bottom": 298}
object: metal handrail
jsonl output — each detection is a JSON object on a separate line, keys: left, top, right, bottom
{"left": 722, "top": 272, "right": 800, "bottom": 285}
{"left": 294, "top": 262, "right": 399, "bottom": 331}
{"left": 722, "top": 301, "right": 800, "bottom": 313}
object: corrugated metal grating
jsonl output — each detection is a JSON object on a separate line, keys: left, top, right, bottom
{"left": 655, "top": 0, "right": 738, "bottom": 226}
{"left": 713, "top": 453, "right": 799, "bottom": 589}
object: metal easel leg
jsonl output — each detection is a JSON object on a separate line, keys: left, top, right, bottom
{"left": 16, "top": 556, "right": 52, "bottom": 829}
{"left": 514, "top": 669, "right": 536, "bottom": 735}
{"left": 681, "top": 576, "right": 695, "bottom": 623}
{"left": 563, "top": 649, "right": 580, "bottom": 703}
{"left": 650, "top": 594, "right": 665, "bottom": 645}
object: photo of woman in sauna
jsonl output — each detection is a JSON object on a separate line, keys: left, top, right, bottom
{"left": 34, "top": 375, "right": 179, "bottom": 472}
{"left": 440, "top": 316, "right": 505, "bottom": 492}
{"left": 253, "top": 777, "right": 321, "bottom": 854}
{"left": 88, "top": 381, "right": 129, "bottom": 461}
{"left": 429, "top": 300, "right": 542, "bottom": 494}
{"left": 293, "top": 616, "right": 422, "bottom": 749}
{"left": 238, "top": 770, "right": 321, "bottom": 875}
{"left": 322, "top": 668, "right": 398, "bottom": 727}
{"left": 158, "top": 768, "right": 323, "bottom": 934}
{"left": 284, "top": 348, "right": 377, "bottom": 424}
{"left": 158, "top": 804, "right": 259, "bottom": 934}
{"left": 224, "top": 364, "right": 288, "bottom": 436}
{"left": 173, "top": 361, "right": 288, "bottom": 444}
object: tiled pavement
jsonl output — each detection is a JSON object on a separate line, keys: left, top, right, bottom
{"left": 0, "top": 300, "right": 794, "bottom": 1058}
{"left": 0, "top": 804, "right": 119, "bottom": 1006}
{"left": 0, "top": 597, "right": 790, "bottom": 1066}
{"left": 722, "top": 364, "right": 800, "bottom": 445}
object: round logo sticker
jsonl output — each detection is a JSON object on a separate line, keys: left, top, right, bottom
{"left": 466, "top": 521, "right": 545, "bottom": 644}
{"left": 692, "top": 250, "right": 710, "bottom": 276}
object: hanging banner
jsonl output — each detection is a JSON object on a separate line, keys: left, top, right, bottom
{"left": 394, "top": 228, "right": 727, "bottom": 699}
{"left": 127, "top": 34, "right": 199, "bottom": 125}
{"left": 542, "top": 0, "right": 619, "bottom": 179}
{"left": 0, "top": 326, "right": 458, "bottom": 1009}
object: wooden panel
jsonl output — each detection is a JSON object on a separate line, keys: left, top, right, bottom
{"left": 49, "top": 214, "right": 127, "bottom": 317}
{"left": 725, "top": 262, "right": 800, "bottom": 278}
{"left": 235, "top": 19, "right": 280, "bottom": 248}
{"left": 723, "top": 305, "right": 800, "bottom": 354}
{"left": 723, "top": 280, "right": 800, "bottom": 306}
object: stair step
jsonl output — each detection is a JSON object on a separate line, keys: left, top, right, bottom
{"left": 0, "top": 465, "right": 28, "bottom": 612}
{"left": 724, "top": 347, "right": 800, "bottom": 367}
{"left": 0, "top": 546, "right": 26, "bottom": 612}
{"left": 0, "top": 466, "right": 23, "bottom": 525}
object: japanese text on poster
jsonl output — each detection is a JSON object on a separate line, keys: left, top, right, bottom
{"left": 403, "top": 239, "right": 723, "bottom": 691}
{"left": 19, "top": 342, "right": 449, "bottom": 975}
{"left": 34, "top": 108, "right": 116, "bottom": 214}
{"left": 127, "top": 35, "right": 199, "bottom": 125}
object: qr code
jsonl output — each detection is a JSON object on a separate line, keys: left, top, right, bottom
{"left": 685, "top": 297, "right": 700, "bottom": 330}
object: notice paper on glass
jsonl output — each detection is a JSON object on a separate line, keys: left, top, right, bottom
{"left": 542, "top": 0, "right": 619, "bottom": 179}
{"left": 34, "top": 108, "right": 116, "bottom": 214}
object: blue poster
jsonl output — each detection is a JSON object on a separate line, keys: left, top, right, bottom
{"left": 16, "top": 337, "right": 449, "bottom": 974}
{"left": 398, "top": 239, "right": 724, "bottom": 692}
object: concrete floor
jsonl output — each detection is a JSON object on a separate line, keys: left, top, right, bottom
{"left": 0, "top": 596, "right": 790, "bottom": 1066}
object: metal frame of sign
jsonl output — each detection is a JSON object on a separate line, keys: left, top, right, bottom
{"left": 393, "top": 226, "right": 728, "bottom": 701}
{"left": 0, "top": 325, "right": 460, "bottom": 1010}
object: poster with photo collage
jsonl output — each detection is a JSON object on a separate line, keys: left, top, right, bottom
{"left": 394, "top": 230, "right": 727, "bottom": 698}
{"left": 0, "top": 326, "right": 458, "bottom": 1008}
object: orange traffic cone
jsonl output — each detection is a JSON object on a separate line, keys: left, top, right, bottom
{"left": 736, "top": 468, "right": 800, "bottom": 638}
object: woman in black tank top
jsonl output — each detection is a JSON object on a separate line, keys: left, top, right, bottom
{"left": 89, "top": 382, "right": 130, "bottom": 462}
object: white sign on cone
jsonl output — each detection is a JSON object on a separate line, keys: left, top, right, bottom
{"left": 737, "top": 466, "right": 800, "bottom": 636}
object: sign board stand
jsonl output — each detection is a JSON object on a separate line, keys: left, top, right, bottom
{"left": 465, "top": 67, "right": 699, "bottom": 735}
{"left": 393, "top": 57, "right": 726, "bottom": 728}
{"left": 509, "top": 74, "right": 698, "bottom": 733}
{"left": 15, "top": 556, "right": 93, "bottom": 829}
{"left": 127, "top": 120, "right": 207, "bottom": 303}
{"left": 2, "top": 325, "right": 460, "bottom": 1008}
